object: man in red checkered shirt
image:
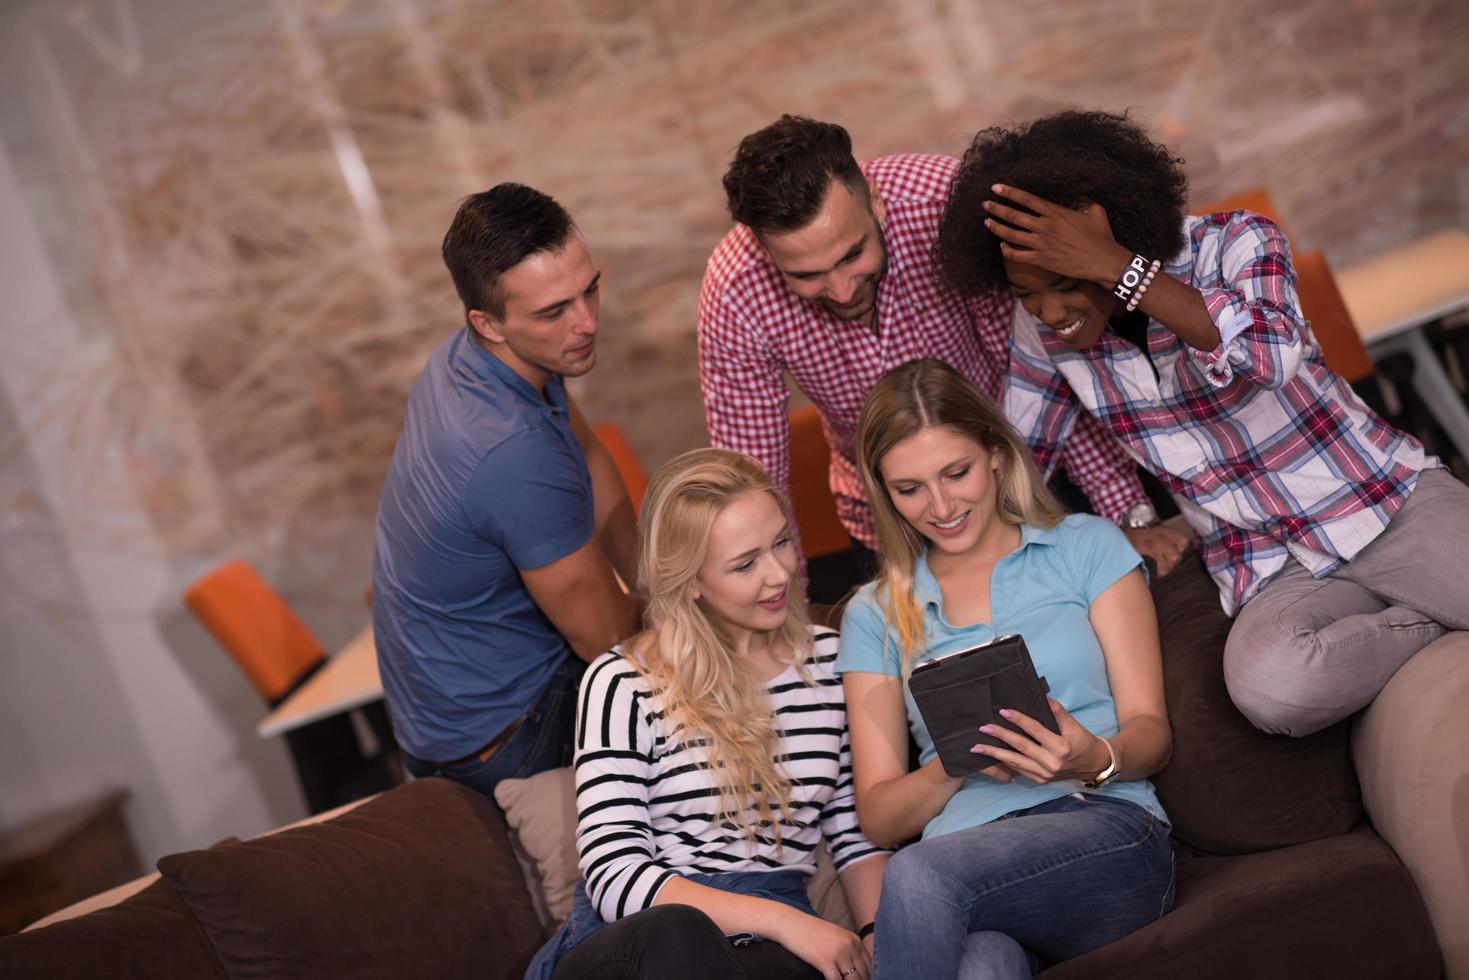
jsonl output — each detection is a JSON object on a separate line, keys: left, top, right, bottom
{"left": 697, "top": 115, "right": 1188, "bottom": 595}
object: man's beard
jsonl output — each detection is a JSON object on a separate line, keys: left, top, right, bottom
{"left": 817, "top": 228, "right": 887, "bottom": 323}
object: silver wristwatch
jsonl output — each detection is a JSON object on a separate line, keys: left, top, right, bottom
{"left": 1122, "top": 501, "right": 1159, "bottom": 530}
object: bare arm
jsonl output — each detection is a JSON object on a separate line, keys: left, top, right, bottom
{"left": 1088, "top": 567, "right": 1172, "bottom": 778}
{"left": 842, "top": 671, "right": 965, "bottom": 848}
{"left": 835, "top": 853, "right": 887, "bottom": 957}
{"left": 520, "top": 538, "right": 640, "bottom": 663}
{"left": 565, "top": 396, "right": 640, "bottom": 588}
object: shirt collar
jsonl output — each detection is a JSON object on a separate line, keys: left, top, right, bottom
{"left": 455, "top": 328, "right": 564, "bottom": 409}
{"left": 913, "top": 522, "right": 1059, "bottom": 611}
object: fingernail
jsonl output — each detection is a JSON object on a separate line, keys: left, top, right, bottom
{"left": 970, "top": 745, "right": 989, "bottom": 753}
{"left": 978, "top": 724, "right": 995, "bottom": 734}
{"left": 998, "top": 709, "right": 1014, "bottom": 719}
{"left": 992, "top": 183, "right": 1004, "bottom": 192}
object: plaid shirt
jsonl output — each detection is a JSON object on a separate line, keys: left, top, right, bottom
{"left": 698, "top": 154, "right": 1145, "bottom": 549}
{"left": 1004, "top": 211, "right": 1435, "bottom": 615}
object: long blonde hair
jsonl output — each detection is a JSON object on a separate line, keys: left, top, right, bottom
{"left": 634, "top": 448, "right": 812, "bottom": 845}
{"left": 856, "top": 358, "right": 1066, "bottom": 669}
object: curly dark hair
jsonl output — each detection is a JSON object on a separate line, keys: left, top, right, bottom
{"left": 722, "top": 114, "right": 869, "bottom": 235}
{"left": 935, "top": 110, "right": 1188, "bottom": 296}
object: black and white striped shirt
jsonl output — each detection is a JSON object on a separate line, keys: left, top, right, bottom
{"left": 574, "top": 628, "right": 884, "bottom": 922}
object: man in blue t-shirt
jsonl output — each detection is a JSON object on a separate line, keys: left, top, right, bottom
{"left": 372, "top": 183, "right": 641, "bottom": 800}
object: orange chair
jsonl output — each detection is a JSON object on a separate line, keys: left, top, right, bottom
{"left": 186, "top": 560, "right": 327, "bottom": 703}
{"left": 592, "top": 420, "right": 649, "bottom": 516}
{"left": 186, "top": 560, "right": 396, "bottom": 813}
{"left": 787, "top": 405, "right": 850, "bottom": 560}
{"left": 1293, "top": 251, "right": 1376, "bottom": 384}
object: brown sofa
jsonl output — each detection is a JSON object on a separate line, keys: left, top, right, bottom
{"left": 3, "top": 557, "right": 1463, "bottom": 979}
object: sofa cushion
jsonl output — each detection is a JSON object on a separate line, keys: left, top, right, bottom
{"left": 1036, "top": 827, "right": 1440, "bottom": 980}
{"left": 156, "top": 777, "right": 544, "bottom": 980}
{"left": 1148, "top": 555, "right": 1362, "bottom": 853}
{"left": 495, "top": 766, "right": 581, "bottom": 927}
{"left": 1354, "top": 630, "right": 1469, "bottom": 979}
{"left": 0, "top": 876, "right": 223, "bottom": 978}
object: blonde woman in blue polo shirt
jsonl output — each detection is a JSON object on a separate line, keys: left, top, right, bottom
{"left": 837, "top": 358, "right": 1174, "bottom": 979}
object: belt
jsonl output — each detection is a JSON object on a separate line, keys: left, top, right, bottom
{"left": 438, "top": 714, "right": 526, "bottom": 768}
{"left": 433, "top": 666, "right": 562, "bottom": 768}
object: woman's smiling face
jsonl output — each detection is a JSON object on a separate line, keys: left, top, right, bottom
{"left": 1003, "top": 255, "right": 1118, "bottom": 351}
{"left": 878, "top": 424, "right": 1001, "bottom": 557}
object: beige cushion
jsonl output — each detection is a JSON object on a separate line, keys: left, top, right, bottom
{"left": 494, "top": 767, "right": 581, "bottom": 927}
{"left": 806, "top": 837, "right": 855, "bottom": 930}
{"left": 1353, "top": 631, "right": 1469, "bottom": 979}
{"left": 495, "top": 766, "right": 858, "bottom": 930}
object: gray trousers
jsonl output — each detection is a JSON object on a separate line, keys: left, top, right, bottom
{"left": 1224, "top": 467, "right": 1469, "bottom": 737}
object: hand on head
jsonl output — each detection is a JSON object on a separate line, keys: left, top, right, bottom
{"left": 982, "top": 185, "right": 1132, "bottom": 287}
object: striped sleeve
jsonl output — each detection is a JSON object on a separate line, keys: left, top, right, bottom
{"left": 811, "top": 635, "right": 888, "bottom": 871}
{"left": 574, "top": 652, "right": 678, "bottom": 921}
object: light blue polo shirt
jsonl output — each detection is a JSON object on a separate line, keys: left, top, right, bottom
{"left": 836, "top": 514, "right": 1167, "bottom": 841}
{"left": 372, "top": 329, "right": 593, "bottom": 761}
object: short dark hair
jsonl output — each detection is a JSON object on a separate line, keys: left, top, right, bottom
{"left": 442, "top": 183, "right": 574, "bottom": 319}
{"left": 722, "top": 115, "right": 869, "bottom": 236}
{"left": 935, "top": 110, "right": 1189, "bottom": 296}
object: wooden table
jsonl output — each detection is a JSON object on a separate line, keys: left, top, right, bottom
{"left": 256, "top": 624, "right": 383, "bottom": 738}
{"left": 1337, "top": 228, "right": 1469, "bottom": 462}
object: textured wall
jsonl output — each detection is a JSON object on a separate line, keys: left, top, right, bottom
{"left": 2, "top": 0, "right": 1467, "bottom": 572}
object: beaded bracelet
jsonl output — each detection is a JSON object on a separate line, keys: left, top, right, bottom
{"left": 1112, "top": 253, "right": 1149, "bottom": 304}
{"left": 1125, "top": 258, "right": 1162, "bottom": 312}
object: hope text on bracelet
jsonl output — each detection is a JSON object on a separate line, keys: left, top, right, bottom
{"left": 1125, "top": 259, "right": 1162, "bottom": 312}
{"left": 1112, "top": 253, "right": 1158, "bottom": 304}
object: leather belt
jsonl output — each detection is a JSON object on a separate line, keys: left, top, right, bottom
{"left": 438, "top": 715, "right": 526, "bottom": 767}
{"left": 434, "top": 669, "right": 560, "bottom": 768}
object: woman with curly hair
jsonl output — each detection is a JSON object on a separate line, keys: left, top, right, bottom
{"left": 527, "top": 448, "right": 887, "bottom": 980}
{"left": 839, "top": 358, "right": 1174, "bottom": 978}
{"left": 935, "top": 109, "right": 1469, "bottom": 739}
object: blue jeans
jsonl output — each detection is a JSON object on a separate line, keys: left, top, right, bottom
{"left": 875, "top": 793, "right": 1175, "bottom": 979}
{"left": 402, "top": 656, "right": 584, "bottom": 800}
{"left": 526, "top": 869, "right": 818, "bottom": 980}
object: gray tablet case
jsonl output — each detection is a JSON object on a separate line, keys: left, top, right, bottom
{"left": 909, "top": 633, "right": 1058, "bottom": 777}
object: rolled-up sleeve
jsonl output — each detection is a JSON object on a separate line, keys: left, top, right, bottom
{"left": 1189, "top": 214, "right": 1307, "bottom": 390}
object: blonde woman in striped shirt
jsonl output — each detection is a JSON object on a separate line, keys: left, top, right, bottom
{"left": 526, "top": 449, "right": 887, "bottom": 980}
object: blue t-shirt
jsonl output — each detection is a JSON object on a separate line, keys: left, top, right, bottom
{"left": 371, "top": 329, "right": 593, "bottom": 761}
{"left": 836, "top": 514, "right": 1168, "bottom": 841}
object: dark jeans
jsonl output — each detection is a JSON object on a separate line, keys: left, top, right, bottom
{"left": 530, "top": 870, "right": 820, "bottom": 980}
{"left": 401, "top": 655, "right": 585, "bottom": 801}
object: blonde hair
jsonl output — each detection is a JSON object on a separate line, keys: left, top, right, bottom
{"left": 633, "top": 448, "right": 812, "bottom": 845}
{"left": 856, "top": 358, "right": 1066, "bottom": 669}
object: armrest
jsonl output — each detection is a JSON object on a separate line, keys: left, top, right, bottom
{"left": 1353, "top": 631, "right": 1469, "bottom": 979}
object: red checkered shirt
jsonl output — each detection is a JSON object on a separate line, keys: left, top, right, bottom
{"left": 697, "top": 153, "right": 1145, "bottom": 550}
